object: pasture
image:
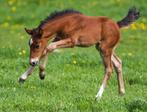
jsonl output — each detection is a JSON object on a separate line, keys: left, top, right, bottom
{"left": 0, "top": 0, "right": 147, "bottom": 112}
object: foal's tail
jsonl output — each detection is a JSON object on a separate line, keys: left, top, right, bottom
{"left": 117, "top": 7, "right": 140, "bottom": 28}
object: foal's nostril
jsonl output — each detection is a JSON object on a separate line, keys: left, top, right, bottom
{"left": 31, "top": 61, "right": 38, "bottom": 66}
{"left": 30, "top": 58, "right": 39, "bottom": 66}
{"left": 32, "top": 62, "right": 36, "bottom": 66}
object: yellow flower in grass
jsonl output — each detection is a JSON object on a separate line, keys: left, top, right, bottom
{"left": 8, "top": 0, "right": 13, "bottom": 5}
{"left": 11, "top": 6, "right": 16, "bottom": 12}
{"left": 22, "top": 50, "right": 26, "bottom": 54}
{"left": 140, "top": 23, "right": 146, "bottom": 30}
{"left": 2, "top": 22, "right": 9, "bottom": 28}
{"left": 73, "top": 60, "right": 77, "bottom": 64}
{"left": 8, "top": 0, "right": 16, "bottom": 5}
{"left": 19, "top": 52, "right": 22, "bottom": 55}
{"left": 128, "top": 53, "right": 133, "bottom": 56}
{"left": 130, "top": 23, "right": 137, "bottom": 30}
{"left": 20, "top": 36, "right": 24, "bottom": 39}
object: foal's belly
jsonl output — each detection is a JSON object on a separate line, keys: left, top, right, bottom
{"left": 75, "top": 35, "right": 100, "bottom": 47}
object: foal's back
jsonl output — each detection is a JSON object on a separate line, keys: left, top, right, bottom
{"left": 59, "top": 14, "right": 120, "bottom": 47}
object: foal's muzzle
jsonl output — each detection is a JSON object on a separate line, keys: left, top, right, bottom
{"left": 30, "top": 58, "right": 39, "bottom": 66}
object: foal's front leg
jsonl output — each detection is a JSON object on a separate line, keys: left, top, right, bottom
{"left": 46, "top": 38, "right": 74, "bottom": 52}
{"left": 39, "top": 38, "right": 74, "bottom": 78}
{"left": 19, "top": 66, "right": 35, "bottom": 83}
{"left": 39, "top": 53, "right": 48, "bottom": 80}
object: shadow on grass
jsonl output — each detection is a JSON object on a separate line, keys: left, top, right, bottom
{"left": 125, "top": 98, "right": 147, "bottom": 112}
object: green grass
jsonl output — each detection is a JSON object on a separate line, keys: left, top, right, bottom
{"left": 0, "top": 0, "right": 147, "bottom": 112}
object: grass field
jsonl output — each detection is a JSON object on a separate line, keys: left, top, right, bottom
{"left": 0, "top": 0, "right": 147, "bottom": 112}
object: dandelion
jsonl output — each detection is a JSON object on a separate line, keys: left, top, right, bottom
{"left": 2, "top": 22, "right": 9, "bottom": 28}
{"left": 140, "top": 23, "right": 146, "bottom": 30}
{"left": 130, "top": 23, "right": 137, "bottom": 30}
{"left": 11, "top": 6, "right": 16, "bottom": 12}
{"left": 128, "top": 53, "right": 133, "bottom": 56}
{"left": 116, "top": 0, "right": 121, "bottom": 3}
{"left": 19, "top": 52, "right": 22, "bottom": 55}
{"left": 8, "top": 0, "right": 13, "bottom": 5}
{"left": 22, "top": 50, "right": 26, "bottom": 54}
{"left": 73, "top": 60, "right": 77, "bottom": 64}
{"left": 20, "top": 36, "right": 24, "bottom": 39}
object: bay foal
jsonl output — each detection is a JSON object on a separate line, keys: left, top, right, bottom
{"left": 19, "top": 7, "right": 140, "bottom": 99}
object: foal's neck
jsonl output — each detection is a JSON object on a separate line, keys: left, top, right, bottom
{"left": 41, "top": 18, "right": 67, "bottom": 34}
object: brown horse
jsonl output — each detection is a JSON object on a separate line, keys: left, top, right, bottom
{"left": 19, "top": 7, "right": 140, "bottom": 100}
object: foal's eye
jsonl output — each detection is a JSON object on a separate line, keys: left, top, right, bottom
{"left": 35, "top": 45, "right": 39, "bottom": 49}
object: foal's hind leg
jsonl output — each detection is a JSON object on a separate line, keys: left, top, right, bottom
{"left": 95, "top": 44, "right": 113, "bottom": 100}
{"left": 39, "top": 54, "right": 48, "bottom": 80}
{"left": 112, "top": 53, "right": 125, "bottom": 95}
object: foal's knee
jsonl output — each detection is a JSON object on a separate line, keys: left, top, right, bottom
{"left": 106, "top": 67, "right": 113, "bottom": 78}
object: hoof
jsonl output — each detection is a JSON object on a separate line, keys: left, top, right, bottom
{"left": 39, "top": 73, "right": 45, "bottom": 80}
{"left": 18, "top": 78, "right": 25, "bottom": 84}
{"left": 119, "top": 89, "right": 125, "bottom": 96}
{"left": 119, "top": 92, "right": 125, "bottom": 96}
{"left": 40, "top": 76, "right": 45, "bottom": 80}
{"left": 95, "top": 96, "right": 101, "bottom": 101}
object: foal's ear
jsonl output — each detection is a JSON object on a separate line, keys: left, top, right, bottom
{"left": 25, "top": 28, "right": 33, "bottom": 35}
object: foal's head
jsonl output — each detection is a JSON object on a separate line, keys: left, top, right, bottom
{"left": 25, "top": 28, "right": 50, "bottom": 66}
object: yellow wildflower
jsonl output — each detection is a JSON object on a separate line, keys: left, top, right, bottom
{"left": 2, "top": 22, "right": 9, "bottom": 28}
{"left": 22, "top": 50, "right": 26, "bottom": 54}
{"left": 20, "top": 36, "right": 24, "bottom": 39}
{"left": 128, "top": 53, "right": 132, "bottom": 56}
{"left": 8, "top": 0, "right": 13, "bottom": 5}
{"left": 19, "top": 52, "right": 22, "bottom": 55}
{"left": 140, "top": 23, "right": 146, "bottom": 30}
{"left": 73, "top": 60, "right": 77, "bottom": 64}
{"left": 130, "top": 23, "right": 137, "bottom": 30}
{"left": 11, "top": 6, "right": 16, "bottom": 12}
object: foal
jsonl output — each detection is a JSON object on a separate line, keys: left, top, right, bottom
{"left": 19, "top": 7, "right": 140, "bottom": 99}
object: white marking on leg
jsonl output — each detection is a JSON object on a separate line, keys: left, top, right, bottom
{"left": 96, "top": 84, "right": 105, "bottom": 99}
{"left": 20, "top": 66, "right": 35, "bottom": 80}
{"left": 120, "top": 88, "right": 125, "bottom": 95}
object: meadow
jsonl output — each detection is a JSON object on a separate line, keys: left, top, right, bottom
{"left": 0, "top": 0, "right": 147, "bottom": 112}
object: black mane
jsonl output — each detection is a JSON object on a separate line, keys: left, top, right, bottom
{"left": 38, "top": 9, "right": 82, "bottom": 28}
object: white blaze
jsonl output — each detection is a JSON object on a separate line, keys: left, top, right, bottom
{"left": 31, "top": 57, "right": 39, "bottom": 63}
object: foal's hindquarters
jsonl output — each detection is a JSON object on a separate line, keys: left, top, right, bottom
{"left": 93, "top": 19, "right": 125, "bottom": 99}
